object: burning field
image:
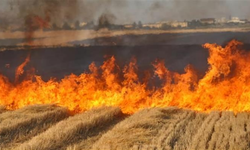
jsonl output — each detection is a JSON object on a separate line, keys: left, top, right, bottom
{"left": 0, "top": 40, "right": 250, "bottom": 149}
{"left": 0, "top": 40, "right": 250, "bottom": 114}
{"left": 2, "top": 0, "right": 250, "bottom": 149}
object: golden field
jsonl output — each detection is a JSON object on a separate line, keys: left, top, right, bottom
{"left": 0, "top": 105, "right": 250, "bottom": 150}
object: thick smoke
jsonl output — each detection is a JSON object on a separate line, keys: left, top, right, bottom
{"left": 16, "top": 0, "right": 79, "bottom": 26}
{"left": 80, "top": 0, "right": 250, "bottom": 23}
{"left": 1, "top": 0, "right": 250, "bottom": 26}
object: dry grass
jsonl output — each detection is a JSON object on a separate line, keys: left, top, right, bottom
{"left": 189, "top": 111, "right": 250, "bottom": 150}
{"left": 172, "top": 112, "right": 207, "bottom": 150}
{"left": 206, "top": 111, "right": 250, "bottom": 150}
{"left": 18, "top": 106, "right": 123, "bottom": 150}
{"left": 229, "top": 112, "right": 250, "bottom": 150}
{"left": 190, "top": 111, "right": 220, "bottom": 150}
{"left": 65, "top": 113, "right": 124, "bottom": 150}
{"left": 207, "top": 112, "right": 234, "bottom": 150}
{"left": 92, "top": 107, "right": 184, "bottom": 150}
{"left": 0, "top": 106, "right": 6, "bottom": 114}
{"left": 151, "top": 110, "right": 207, "bottom": 150}
{"left": 0, "top": 104, "right": 69, "bottom": 149}
{"left": 1, "top": 105, "right": 250, "bottom": 150}
{"left": 92, "top": 108, "right": 250, "bottom": 150}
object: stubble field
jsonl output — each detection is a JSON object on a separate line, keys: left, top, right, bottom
{"left": 1, "top": 31, "right": 250, "bottom": 150}
{"left": 1, "top": 105, "right": 250, "bottom": 150}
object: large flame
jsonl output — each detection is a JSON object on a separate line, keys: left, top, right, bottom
{"left": 0, "top": 40, "right": 249, "bottom": 114}
{"left": 15, "top": 54, "right": 30, "bottom": 83}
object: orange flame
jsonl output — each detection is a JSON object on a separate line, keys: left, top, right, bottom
{"left": 15, "top": 54, "right": 30, "bottom": 83}
{"left": 0, "top": 40, "right": 250, "bottom": 114}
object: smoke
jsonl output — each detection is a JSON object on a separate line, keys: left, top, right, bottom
{"left": 97, "top": 13, "right": 116, "bottom": 29}
{"left": 76, "top": 0, "right": 250, "bottom": 24}
{"left": 0, "top": 0, "right": 250, "bottom": 27}
{"left": 15, "top": 0, "right": 79, "bottom": 26}
{"left": 144, "top": 0, "right": 248, "bottom": 22}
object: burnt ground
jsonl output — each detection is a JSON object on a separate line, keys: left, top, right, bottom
{"left": 0, "top": 45, "right": 209, "bottom": 82}
{"left": 0, "top": 32, "right": 250, "bottom": 82}
{"left": 1, "top": 33, "right": 250, "bottom": 150}
{"left": 71, "top": 32, "right": 250, "bottom": 46}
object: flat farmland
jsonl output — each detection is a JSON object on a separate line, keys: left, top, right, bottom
{"left": 1, "top": 105, "right": 250, "bottom": 150}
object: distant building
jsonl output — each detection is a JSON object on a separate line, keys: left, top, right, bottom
{"left": 80, "top": 22, "right": 87, "bottom": 27}
{"left": 200, "top": 18, "right": 216, "bottom": 24}
{"left": 143, "top": 21, "right": 188, "bottom": 29}
{"left": 124, "top": 24, "right": 133, "bottom": 29}
{"left": 170, "top": 21, "right": 188, "bottom": 28}
{"left": 241, "top": 19, "right": 249, "bottom": 23}
{"left": 216, "top": 17, "right": 227, "bottom": 24}
{"left": 143, "top": 22, "right": 163, "bottom": 28}
{"left": 228, "top": 17, "right": 246, "bottom": 24}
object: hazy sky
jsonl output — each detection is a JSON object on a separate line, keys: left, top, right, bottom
{"left": 0, "top": 0, "right": 250, "bottom": 24}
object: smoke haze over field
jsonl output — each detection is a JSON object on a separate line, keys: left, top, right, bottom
{"left": 0, "top": 0, "right": 250, "bottom": 25}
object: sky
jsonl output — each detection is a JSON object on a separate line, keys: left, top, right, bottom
{"left": 0, "top": 0, "right": 250, "bottom": 25}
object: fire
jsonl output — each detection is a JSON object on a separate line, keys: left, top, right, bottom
{"left": 0, "top": 40, "right": 250, "bottom": 114}
{"left": 15, "top": 54, "right": 30, "bottom": 83}
{"left": 20, "top": 14, "right": 49, "bottom": 82}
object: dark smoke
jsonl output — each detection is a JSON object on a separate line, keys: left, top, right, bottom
{"left": 15, "top": 0, "right": 79, "bottom": 26}
{"left": 1, "top": 0, "right": 250, "bottom": 27}
{"left": 97, "top": 13, "right": 116, "bottom": 29}
{"left": 11, "top": 0, "right": 78, "bottom": 45}
{"left": 0, "top": 17, "right": 9, "bottom": 31}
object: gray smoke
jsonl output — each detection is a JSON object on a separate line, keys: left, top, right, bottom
{"left": 0, "top": 0, "right": 250, "bottom": 26}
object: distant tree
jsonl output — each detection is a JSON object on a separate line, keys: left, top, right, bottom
{"left": 188, "top": 20, "right": 202, "bottom": 28}
{"left": 98, "top": 14, "right": 112, "bottom": 30}
{"left": 75, "top": 20, "right": 81, "bottom": 30}
{"left": 84, "top": 21, "right": 95, "bottom": 29}
{"left": 177, "top": 25, "right": 182, "bottom": 28}
{"left": 138, "top": 21, "right": 143, "bottom": 29}
{"left": 161, "top": 23, "right": 171, "bottom": 30}
{"left": 103, "top": 20, "right": 110, "bottom": 28}
{"left": 143, "top": 26, "right": 151, "bottom": 30}
{"left": 62, "top": 22, "right": 71, "bottom": 30}
{"left": 52, "top": 23, "right": 59, "bottom": 30}
{"left": 0, "top": 17, "right": 10, "bottom": 31}
{"left": 132, "top": 22, "right": 137, "bottom": 29}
